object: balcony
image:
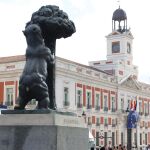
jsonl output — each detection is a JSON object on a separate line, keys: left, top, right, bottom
{"left": 145, "top": 113, "right": 149, "bottom": 116}
{"left": 111, "top": 108, "right": 116, "bottom": 112}
{"left": 104, "top": 107, "right": 108, "bottom": 112}
{"left": 139, "top": 112, "right": 143, "bottom": 115}
{"left": 77, "top": 103, "right": 82, "bottom": 108}
{"left": 96, "top": 122, "right": 100, "bottom": 126}
{"left": 121, "top": 109, "right": 125, "bottom": 113}
{"left": 5, "top": 101, "right": 13, "bottom": 106}
{"left": 88, "top": 122, "right": 92, "bottom": 126}
{"left": 63, "top": 101, "right": 70, "bottom": 107}
{"left": 112, "top": 124, "right": 116, "bottom": 127}
{"left": 95, "top": 105, "right": 100, "bottom": 111}
{"left": 104, "top": 123, "right": 108, "bottom": 127}
{"left": 145, "top": 125, "right": 148, "bottom": 129}
{"left": 87, "top": 104, "right": 92, "bottom": 109}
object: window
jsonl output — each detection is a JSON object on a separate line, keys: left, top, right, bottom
{"left": 104, "top": 118, "right": 108, "bottom": 126}
{"left": 87, "top": 92, "right": 92, "bottom": 109}
{"left": 88, "top": 117, "right": 92, "bottom": 125}
{"left": 121, "top": 132, "right": 124, "bottom": 146}
{"left": 5, "top": 88, "right": 13, "bottom": 106}
{"left": 145, "top": 134, "right": 147, "bottom": 145}
{"left": 112, "top": 119, "right": 116, "bottom": 127}
{"left": 139, "top": 102, "right": 142, "bottom": 114}
{"left": 96, "top": 118, "right": 100, "bottom": 126}
{"left": 112, "top": 41, "right": 120, "bottom": 53}
{"left": 104, "top": 95, "right": 108, "bottom": 111}
{"left": 63, "top": 87, "right": 69, "bottom": 106}
{"left": 127, "top": 42, "right": 131, "bottom": 54}
{"left": 96, "top": 132, "right": 100, "bottom": 146}
{"left": 140, "top": 133, "right": 142, "bottom": 145}
{"left": 77, "top": 90, "right": 82, "bottom": 108}
{"left": 121, "top": 98, "right": 124, "bottom": 112}
{"left": 127, "top": 99, "right": 130, "bottom": 111}
{"left": 95, "top": 93, "right": 100, "bottom": 110}
{"left": 144, "top": 103, "right": 148, "bottom": 115}
{"left": 111, "top": 97, "right": 116, "bottom": 112}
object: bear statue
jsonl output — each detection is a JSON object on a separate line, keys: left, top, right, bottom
{"left": 14, "top": 24, "right": 53, "bottom": 110}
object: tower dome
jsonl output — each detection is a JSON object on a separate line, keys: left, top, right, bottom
{"left": 112, "top": 7, "right": 127, "bottom": 21}
{"left": 112, "top": 7, "right": 127, "bottom": 32}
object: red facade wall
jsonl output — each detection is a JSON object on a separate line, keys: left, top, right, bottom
{"left": 92, "top": 116, "right": 95, "bottom": 124}
{"left": 5, "top": 81, "right": 14, "bottom": 85}
{"left": 100, "top": 117, "right": 104, "bottom": 124}
{"left": 83, "top": 85, "right": 86, "bottom": 106}
{"left": 92, "top": 87, "right": 95, "bottom": 108}
{"left": 0, "top": 82, "right": 4, "bottom": 103}
{"left": 15, "top": 81, "right": 18, "bottom": 100}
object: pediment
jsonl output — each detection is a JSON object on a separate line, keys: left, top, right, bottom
{"left": 108, "top": 31, "right": 120, "bottom": 36}
{"left": 119, "top": 75, "right": 141, "bottom": 90}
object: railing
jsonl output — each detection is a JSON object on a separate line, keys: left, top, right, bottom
{"left": 63, "top": 101, "right": 70, "bottom": 106}
{"left": 88, "top": 122, "right": 92, "bottom": 125}
{"left": 87, "top": 104, "right": 92, "bottom": 109}
{"left": 104, "top": 123, "right": 108, "bottom": 127}
{"left": 139, "top": 112, "right": 143, "bottom": 115}
{"left": 111, "top": 108, "right": 116, "bottom": 112}
{"left": 77, "top": 103, "right": 82, "bottom": 108}
{"left": 145, "top": 113, "right": 149, "bottom": 116}
{"left": 104, "top": 107, "right": 108, "bottom": 112}
{"left": 5, "top": 101, "right": 13, "bottom": 106}
{"left": 96, "top": 123, "right": 100, "bottom": 126}
{"left": 112, "top": 124, "right": 116, "bottom": 127}
{"left": 121, "top": 109, "right": 125, "bottom": 113}
{"left": 95, "top": 105, "right": 100, "bottom": 111}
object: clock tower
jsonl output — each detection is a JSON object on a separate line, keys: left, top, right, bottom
{"left": 89, "top": 7, "right": 138, "bottom": 81}
{"left": 106, "top": 6, "right": 133, "bottom": 65}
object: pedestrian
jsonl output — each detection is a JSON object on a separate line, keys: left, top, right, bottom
{"left": 145, "top": 144, "right": 150, "bottom": 150}
{"left": 123, "top": 146, "right": 127, "bottom": 150}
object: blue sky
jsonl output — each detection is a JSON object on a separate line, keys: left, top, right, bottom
{"left": 0, "top": 0, "right": 150, "bottom": 83}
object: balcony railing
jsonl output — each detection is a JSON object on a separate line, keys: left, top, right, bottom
{"left": 95, "top": 105, "right": 100, "bottom": 111}
{"left": 77, "top": 103, "right": 82, "bottom": 108}
{"left": 111, "top": 108, "right": 116, "bottom": 112}
{"left": 104, "top": 107, "right": 108, "bottom": 112}
{"left": 5, "top": 101, "right": 13, "bottom": 106}
{"left": 88, "top": 122, "right": 92, "bottom": 125}
{"left": 139, "top": 112, "right": 143, "bottom": 115}
{"left": 112, "top": 124, "right": 116, "bottom": 127}
{"left": 104, "top": 123, "right": 108, "bottom": 127}
{"left": 121, "top": 109, "right": 125, "bottom": 113}
{"left": 63, "top": 101, "right": 70, "bottom": 107}
{"left": 87, "top": 104, "right": 92, "bottom": 109}
{"left": 145, "top": 125, "right": 148, "bottom": 129}
{"left": 96, "top": 123, "right": 100, "bottom": 126}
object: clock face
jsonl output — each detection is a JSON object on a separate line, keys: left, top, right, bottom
{"left": 112, "top": 41, "right": 120, "bottom": 53}
{"left": 127, "top": 43, "right": 131, "bottom": 54}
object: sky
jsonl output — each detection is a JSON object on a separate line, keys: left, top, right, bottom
{"left": 0, "top": 0, "right": 150, "bottom": 83}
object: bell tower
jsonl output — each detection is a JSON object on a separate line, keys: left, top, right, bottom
{"left": 89, "top": 7, "right": 138, "bottom": 81}
{"left": 106, "top": 6, "right": 133, "bottom": 65}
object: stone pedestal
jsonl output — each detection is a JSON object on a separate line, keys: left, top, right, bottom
{"left": 0, "top": 110, "right": 88, "bottom": 150}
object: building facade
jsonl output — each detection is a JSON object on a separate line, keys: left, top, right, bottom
{"left": 0, "top": 7, "right": 150, "bottom": 150}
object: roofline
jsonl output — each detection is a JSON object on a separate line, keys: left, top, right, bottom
{"left": 0, "top": 55, "right": 111, "bottom": 75}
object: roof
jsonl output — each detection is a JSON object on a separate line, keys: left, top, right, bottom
{"left": 0, "top": 55, "right": 111, "bottom": 75}
{"left": 0, "top": 55, "right": 25, "bottom": 64}
{"left": 112, "top": 7, "right": 127, "bottom": 21}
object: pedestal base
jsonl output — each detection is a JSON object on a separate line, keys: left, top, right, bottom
{"left": 0, "top": 110, "right": 88, "bottom": 150}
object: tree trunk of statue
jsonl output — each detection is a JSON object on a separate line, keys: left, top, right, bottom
{"left": 45, "top": 38, "right": 57, "bottom": 109}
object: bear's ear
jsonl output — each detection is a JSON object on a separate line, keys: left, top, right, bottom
{"left": 22, "top": 30, "right": 26, "bottom": 36}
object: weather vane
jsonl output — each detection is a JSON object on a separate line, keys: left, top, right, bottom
{"left": 117, "top": 0, "right": 121, "bottom": 8}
